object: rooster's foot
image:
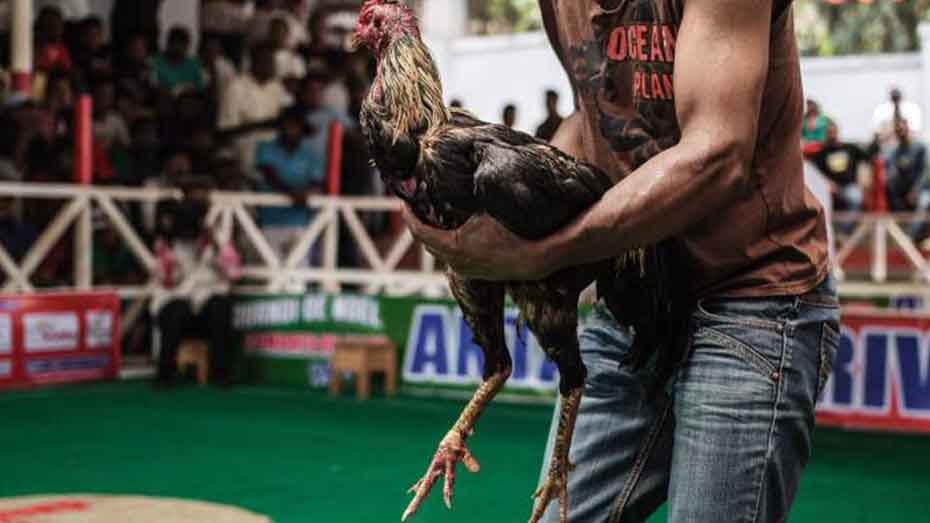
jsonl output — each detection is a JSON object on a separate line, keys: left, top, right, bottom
{"left": 529, "top": 387, "right": 583, "bottom": 523}
{"left": 401, "top": 429, "right": 480, "bottom": 521}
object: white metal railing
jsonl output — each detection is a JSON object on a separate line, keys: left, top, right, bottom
{"left": 0, "top": 183, "right": 448, "bottom": 317}
{"left": 832, "top": 211, "right": 930, "bottom": 299}
{"left": 3, "top": 183, "right": 930, "bottom": 303}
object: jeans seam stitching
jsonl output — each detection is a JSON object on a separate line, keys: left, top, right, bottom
{"left": 797, "top": 297, "right": 840, "bottom": 309}
{"left": 702, "top": 327, "right": 777, "bottom": 379}
{"left": 608, "top": 400, "right": 672, "bottom": 523}
{"left": 696, "top": 300, "right": 783, "bottom": 332}
{"left": 750, "top": 322, "right": 789, "bottom": 522}
{"left": 817, "top": 323, "right": 839, "bottom": 397}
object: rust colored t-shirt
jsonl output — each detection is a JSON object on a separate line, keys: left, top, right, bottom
{"left": 545, "top": 0, "right": 829, "bottom": 298}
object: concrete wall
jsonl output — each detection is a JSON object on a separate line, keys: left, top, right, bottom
{"left": 427, "top": 31, "right": 572, "bottom": 133}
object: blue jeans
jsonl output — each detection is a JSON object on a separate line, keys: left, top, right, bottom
{"left": 910, "top": 189, "right": 930, "bottom": 241}
{"left": 538, "top": 277, "right": 840, "bottom": 523}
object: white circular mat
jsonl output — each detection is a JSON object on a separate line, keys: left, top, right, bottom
{"left": 0, "top": 495, "right": 272, "bottom": 523}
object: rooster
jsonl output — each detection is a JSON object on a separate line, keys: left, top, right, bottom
{"left": 354, "top": 2, "right": 684, "bottom": 522}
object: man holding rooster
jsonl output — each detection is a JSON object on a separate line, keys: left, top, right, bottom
{"left": 406, "top": 0, "right": 839, "bottom": 521}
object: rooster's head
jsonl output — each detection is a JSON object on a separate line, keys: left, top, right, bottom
{"left": 355, "top": 0, "right": 420, "bottom": 56}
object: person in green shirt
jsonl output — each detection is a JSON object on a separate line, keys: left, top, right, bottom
{"left": 151, "top": 26, "right": 206, "bottom": 96}
{"left": 802, "top": 98, "right": 830, "bottom": 145}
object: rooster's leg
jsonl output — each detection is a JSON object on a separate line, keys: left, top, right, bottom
{"left": 402, "top": 275, "right": 510, "bottom": 521}
{"left": 524, "top": 298, "right": 587, "bottom": 523}
{"left": 530, "top": 385, "right": 583, "bottom": 523}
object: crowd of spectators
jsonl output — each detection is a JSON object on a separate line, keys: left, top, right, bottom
{"left": 0, "top": 0, "right": 378, "bottom": 283}
{"left": 804, "top": 87, "right": 929, "bottom": 243}
{"left": 0, "top": 0, "right": 381, "bottom": 386}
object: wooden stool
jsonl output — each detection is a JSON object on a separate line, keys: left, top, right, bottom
{"left": 176, "top": 339, "right": 209, "bottom": 386}
{"left": 329, "top": 336, "right": 397, "bottom": 399}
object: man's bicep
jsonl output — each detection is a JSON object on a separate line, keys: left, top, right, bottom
{"left": 540, "top": 0, "right": 576, "bottom": 101}
{"left": 674, "top": 0, "right": 772, "bottom": 153}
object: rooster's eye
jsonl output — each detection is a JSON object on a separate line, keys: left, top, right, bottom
{"left": 374, "top": 19, "right": 382, "bottom": 29}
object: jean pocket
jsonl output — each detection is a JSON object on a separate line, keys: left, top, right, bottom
{"left": 697, "top": 326, "right": 779, "bottom": 382}
{"left": 695, "top": 299, "right": 785, "bottom": 332}
{"left": 817, "top": 321, "right": 840, "bottom": 399}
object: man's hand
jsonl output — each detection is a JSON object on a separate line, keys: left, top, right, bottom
{"left": 402, "top": 206, "right": 555, "bottom": 281}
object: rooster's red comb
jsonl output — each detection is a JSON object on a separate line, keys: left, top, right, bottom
{"left": 360, "top": 0, "right": 410, "bottom": 15}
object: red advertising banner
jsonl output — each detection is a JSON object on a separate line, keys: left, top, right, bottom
{"left": 0, "top": 292, "right": 121, "bottom": 390}
{"left": 817, "top": 308, "right": 930, "bottom": 433}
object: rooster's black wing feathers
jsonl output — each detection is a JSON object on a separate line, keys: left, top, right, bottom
{"left": 467, "top": 126, "right": 613, "bottom": 240}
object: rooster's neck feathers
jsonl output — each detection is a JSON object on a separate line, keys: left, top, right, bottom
{"left": 370, "top": 35, "right": 450, "bottom": 144}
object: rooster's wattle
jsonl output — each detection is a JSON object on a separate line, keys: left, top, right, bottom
{"left": 355, "top": 2, "right": 684, "bottom": 522}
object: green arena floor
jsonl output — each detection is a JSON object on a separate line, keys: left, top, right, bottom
{"left": 1, "top": 382, "right": 929, "bottom": 522}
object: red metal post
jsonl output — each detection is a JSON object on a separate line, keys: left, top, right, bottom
{"left": 326, "top": 120, "right": 344, "bottom": 195}
{"left": 74, "top": 95, "right": 93, "bottom": 185}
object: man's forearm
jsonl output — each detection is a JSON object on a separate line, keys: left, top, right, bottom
{"left": 543, "top": 134, "right": 750, "bottom": 272}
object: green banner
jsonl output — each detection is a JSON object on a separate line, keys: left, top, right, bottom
{"left": 232, "top": 293, "right": 563, "bottom": 396}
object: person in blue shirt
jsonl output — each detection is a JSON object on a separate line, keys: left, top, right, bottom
{"left": 293, "top": 72, "right": 355, "bottom": 160}
{"left": 152, "top": 27, "right": 207, "bottom": 96}
{"left": 885, "top": 119, "right": 930, "bottom": 240}
{"left": 255, "top": 107, "right": 326, "bottom": 270}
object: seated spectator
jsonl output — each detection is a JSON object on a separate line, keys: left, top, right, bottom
{"left": 199, "top": 36, "right": 237, "bottom": 102}
{"left": 110, "top": 0, "right": 161, "bottom": 61}
{"left": 151, "top": 26, "right": 206, "bottom": 97}
{"left": 0, "top": 115, "right": 37, "bottom": 261}
{"left": 153, "top": 182, "right": 237, "bottom": 389}
{"left": 212, "top": 149, "right": 251, "bottom": 190}
{"left": 93, "top": 218, "right": 143, "bottom": 285}
{"left": 92, "top": 79, "right": 131, "bottom": 150}
{"left": 0, "top": 110, "right": 21, "bottom": 182}
{"left": 112, "top": 116, "right": 159, "bottom": 188}
{"left": 0, "top": 195, "right": 37, "bottom": 263}
{"left": 144, "top": 148, "right": 203, "bottom": 231}
{"left": 35, "top": 0, "right": 91, "bottom": 22}
{"left": 535, "top": 89, "right": 563, "bottom": 141}
{"left": 884, "top": 119, "right": 930, "bottom": 240}
{"left": 201, "top": 0, "right": 252, "bottom": 67}
{"left": 219, "top": 42, "right": 291, "bottom": 175}
{"left": 802, "top": 99, "right": 829, "bottom": 146}
{"left": 114, "top": 33, "right": 155, "bottom": 113}
{"left": 34, "top": 6, "right": 73, "bottom": 73}
{"left": 250, "top": 0, "right": 308, "bottom": 51}
{"left": 21, "top": 76, "right": 73, "bottom": 183}
{"left": 303, "top": 7, "right": 333, "bottom": 63}
{"left": 160, "top": 91, "right": 211, "bottom": 153}
{"left": 809, "top": 122, "right": 869, "bottom": 213}
{"left": 269, "top": 17, "right": 306, "bottom": 91}
{"left": 255, "top": 107, "right": 324, "bottom": 268}
{"left": 44, "top": 72, "right": 74, "bottom": 132}
{"left": 71, "top": 16, "right": 111, "bottom": 82}
{"left": 885, "top": 119, "right": 927, "bottom": 211}
{"left": 292, "top": 71, "right": 351, "bottom": 160}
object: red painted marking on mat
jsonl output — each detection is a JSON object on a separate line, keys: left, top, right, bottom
{"left": 0, "top": 500, "right": 90, "bottom": 522}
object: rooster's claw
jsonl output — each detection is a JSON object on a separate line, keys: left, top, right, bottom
{"left": 401, "top": 429, "right": 480, "bottom": 521}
